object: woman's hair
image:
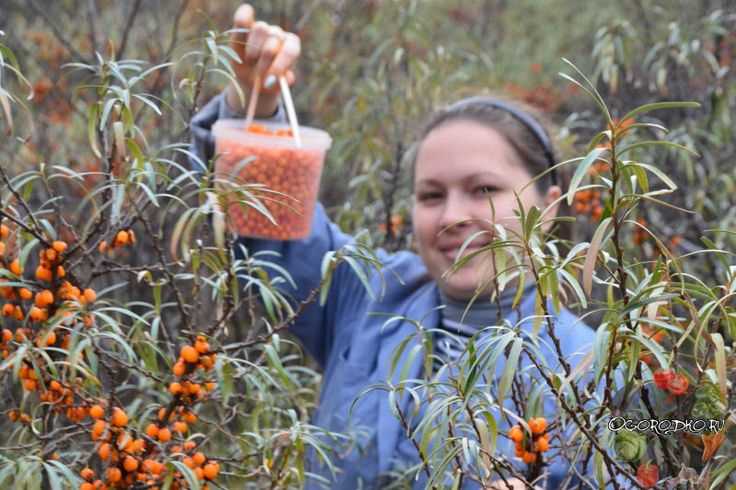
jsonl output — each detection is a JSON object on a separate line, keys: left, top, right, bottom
{"left": 408, "top": 95, "right": 560, "bottom": 196}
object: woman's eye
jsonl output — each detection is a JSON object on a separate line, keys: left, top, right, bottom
{"left": 476, "top": 185, "right": 499, "bottom": 194}
{"left": 419, "top": 192, "right": 442, "bottom": 201}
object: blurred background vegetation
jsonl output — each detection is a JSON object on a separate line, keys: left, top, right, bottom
{"left": 0, "top": 0, "right": 735, "bottom": 486}
{"left": 2, "top": 0, "right": 733, "bottom": 264}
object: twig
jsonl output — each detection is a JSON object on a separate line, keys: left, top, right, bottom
{"left": 87, "top": 0, "right": 100, "bottom": 57}
{"left": 116, "top": 0, "right": 144, "bottom": 60}
{"left": 24, "top": 0, "right": 89, "bottom": 63}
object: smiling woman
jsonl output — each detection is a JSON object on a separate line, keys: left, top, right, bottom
{"left": 411, "top": 106, "right": 562, "bottom": 301}
{"left": 190, "top": 4, "right": 599, "bottom": 489}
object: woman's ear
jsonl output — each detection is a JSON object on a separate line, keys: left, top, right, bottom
{"left": 541, "top": 185, "right": 562, "bottom": 233}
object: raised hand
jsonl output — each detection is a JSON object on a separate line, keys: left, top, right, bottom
{"left": 225, "top": 4, "right": 301, "bottom": 118}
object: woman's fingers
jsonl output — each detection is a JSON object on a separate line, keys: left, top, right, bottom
{"left": 255, "top": 26, "right": 286, "bottom": 79}
{"left": 226, "top": 4, "right": 300, "bottom": 93}
{"left": 229, "top": 4, "right": 255, "bottom": 61}
{"left": 245, "top": 21, "right": 271, "bottom": 62}
{"left": 267, "top": 32, "right": 301, "bottom": 78}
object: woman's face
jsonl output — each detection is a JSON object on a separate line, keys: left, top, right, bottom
{"left": 411, "top": 120, "right": 561, "bottom": 301}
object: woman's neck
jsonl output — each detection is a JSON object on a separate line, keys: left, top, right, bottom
{"left": 438, "top": 278, "right": 537, "bottom": 327}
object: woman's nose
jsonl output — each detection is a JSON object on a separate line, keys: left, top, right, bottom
{"left": 438, "top": 193, "right": 473, "bottom": 232}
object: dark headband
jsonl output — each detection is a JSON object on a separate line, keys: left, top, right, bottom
{"left": 446, "top": 96, "right": 558, "bottom": 186}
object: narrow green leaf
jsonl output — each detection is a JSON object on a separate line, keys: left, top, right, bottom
{"left": 497, "top": 337, "right": 522, "bottom": 403}
{"left": 568, "top": 146, "right": 607, "bottom": 206}
{"left": 621, "top": 101, "right": 700, "bottom": 123}
{"left": 583, "top": 217, "right": 612, "bottom": 296}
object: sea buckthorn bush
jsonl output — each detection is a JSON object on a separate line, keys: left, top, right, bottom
{"left": 0, "top": 1, "right": 735, "bottom": 489}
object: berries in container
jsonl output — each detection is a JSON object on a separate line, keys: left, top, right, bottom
{"left": 213, "top": 119, "right": 332, "bottom": 240}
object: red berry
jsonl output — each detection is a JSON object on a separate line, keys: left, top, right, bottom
{"left": 653, "top": 369, "right": 675, "bottom": 390}
{"left": 636, "top": 463, "right": 659, "bottom": 488}
{"left": 667, "top": 373, "right": 689, "bottom": 396}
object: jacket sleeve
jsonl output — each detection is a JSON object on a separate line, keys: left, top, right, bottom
{"left": 189, "top": 91, "right": 365, "bottom": 369}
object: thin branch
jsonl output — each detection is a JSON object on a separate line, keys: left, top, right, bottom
{"left": 87, "top": 0, "right": 100, "bottom": 57}
{"left": 116, "top": 0, "right": 144, "bottom": 60}
{"left": 24, "top": 0, "right": 88, "bottom": 63}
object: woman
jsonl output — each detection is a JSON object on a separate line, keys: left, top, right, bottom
{"left": 191, "top": 5, "right": 599, "bottom": 489}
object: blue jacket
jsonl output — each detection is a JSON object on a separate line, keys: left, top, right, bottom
{"left": 190, "top": 93, "right": 610, "bottom": 489}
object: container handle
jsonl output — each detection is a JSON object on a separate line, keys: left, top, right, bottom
{"left": 243, "top": 74, "right": 261, "bottom": 129}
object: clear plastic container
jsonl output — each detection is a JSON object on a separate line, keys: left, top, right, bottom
{"left": 213, "top": 119, "right": 332, "bottom": 240}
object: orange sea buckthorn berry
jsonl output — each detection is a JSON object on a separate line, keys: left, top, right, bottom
{"left": 183, "top": 456, "right": 196, "bottom": 469}
{"left": 514, "top": 441, "right": 525, "bottom": 457}
{"left": 1, "top": 304, "right": 13, "bottom": 317}
{"left": 92, "top": 420, "right": 106, "bottom": 440}
{"left": 123, "top": 455, "right": 139, "bottom": 472}
{"left": 29, "top": 306, "right": 46, "bottom": 322}
{"left": 82, "top": 288, "right": 97, "bottom": 304}
{"left": 81, "top": 467, "right": 95, "bottom": 481}
{"left": 0, "top": 242, "right": 5, "bottom": 257}
{"left": 169, "top": 382, "right": 183, "bottom": 395}
{"left": 173, "top": 360, "right": 186, "bottom": 377}
{"left": 106, "top": 467, "right": 122, "bottom": 483}
{"left": 157, "top": 427, "right": 172, "bottom": 442}
{"left": 35, "top": 289, "right": 54, "bottom": 308}
{"left": 35, "top": 266, "right": 52, "bottom": 282}
{"left": 98, "top": 442, "right": 112, "bottom": 460}
{"left": 528, "top": 417, "right": 547, "bottom": 435}
{"left": 9, "top": 259, "right": 21, "bottom": 276}
{"left": 188, "top": 383, "right": 202, "bottom": 397}
{"left": 98, "top": 241, "right": 108, "bottom": 253}
{"left": 535, "top": 435, "right": 550, "bottom": 452}
{"left": 52, "top": 241, "right": 67, "bottom": 254}
{"left": 89, "top": 404, "right": 105, "bottom": 420}
{"left": 1, "top": 328, "right": 11, "bottom": 342}
{"left": 183, "top": 440, "right": 196, "bottom": 451}
{"left": 522, "top": 451, "right": 537, "bottom": 464}
{"left": 200, "top": 355, "right": 214, "bottom": 371}
{"left": 18, "top": 288, "right": 32, "bottom": 300}
{"left": 42, "top": 330, "right": 56, "bottom": 346}
{"left": 111, "top": 407, "right": 128, "bottom": 427}
{"left": 194, "top": 339, "right": 209, "bottom": 354}
{"left": 45, "top": 249, "right": 57, "bottom": 262}
{"left": 181, "top": 345, "right": 199, "bottom": 364}
{"left": 80, "top": 483, "right": 95, "bottom": 490}
{"left": 203, "top": 461, "right": 220, "bottom": 480}
{"left": 173, "top": 421, "right": 188, "bottom": 434}
{"left": 115, "top": 230, "right": 129, "bottom": 247}
{"left": 0, "top": 224, "right": 8, "bottom": 239}
{"left": 56, "top": 265, "right": 66, "bottom": 278}
{"left": 145, "top": 423, "right": 159, "bottom": 439}
{"left": 508, "top": 425, "right": 524, "bottom": 443}
{"left": 142, "top": 459, "right": 159, "bottom": 474}
{"left": 192, "top": 452, "right": 206, "bottom": 466}
{"left": 13, "top": 305, "right": 24, "bottom": 321}
{"left": 132, "top": 438, "right": 145, "bottom": 454}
